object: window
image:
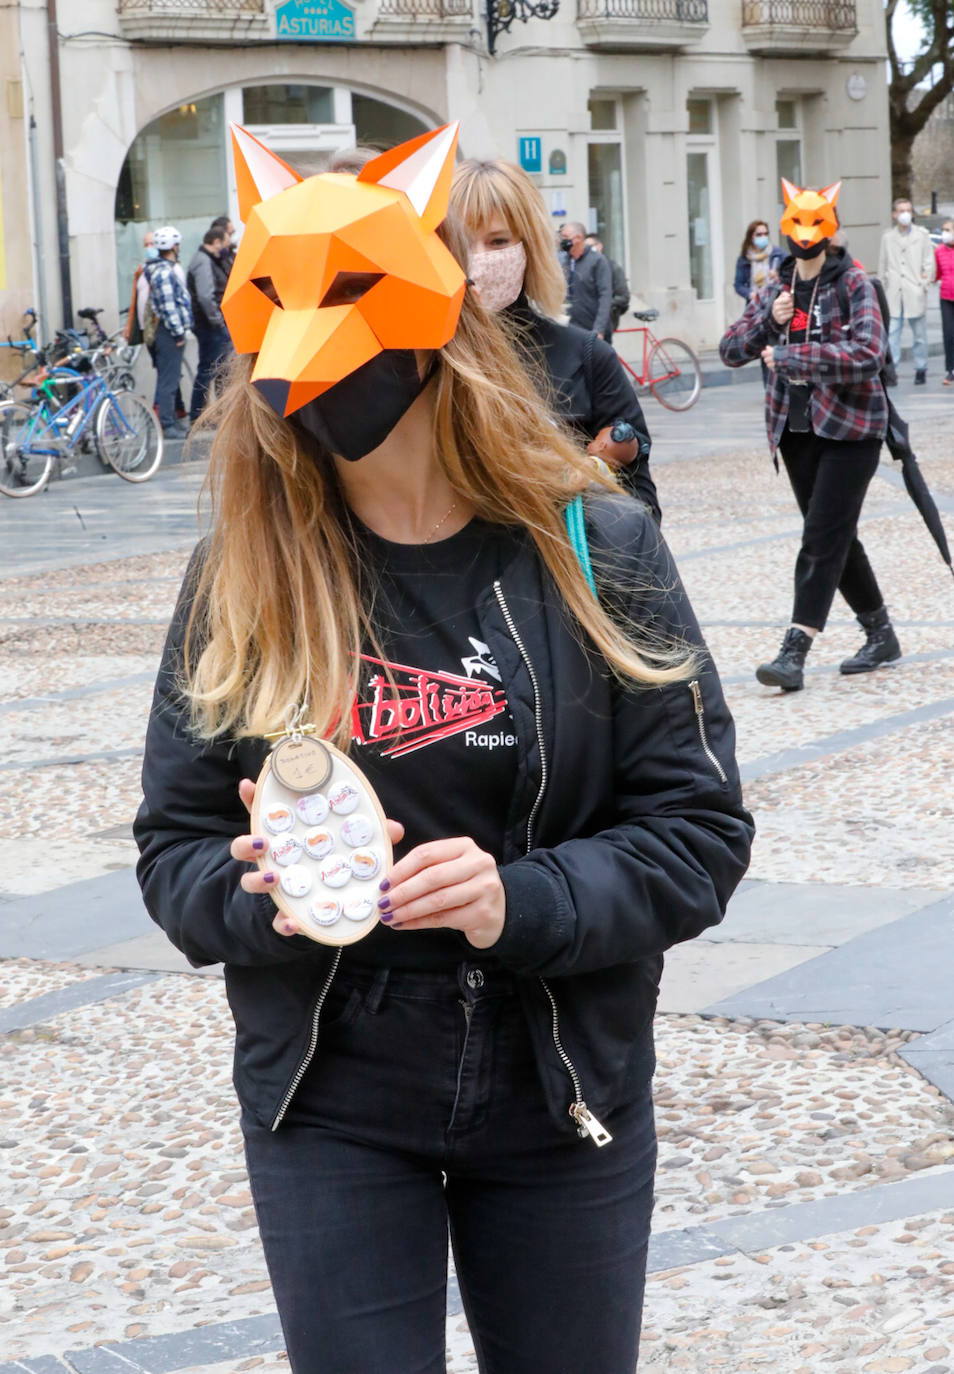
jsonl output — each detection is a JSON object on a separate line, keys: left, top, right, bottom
{"left": 687, "top": 99, "right": 712, "bottom": 135}
{"left": 587, "top": 142, "right": 625, "bottom": 266}
{"left": 243, "top": 85, "right": 334, "bottom": 125}
{"left": 775, "top": 99, "right": 797, "bottom": 130}
{"left": 775, "top": 98, "right": 803, "bottom": 216}
{"left": 589, "top": 99, "right": 617, "bottom": 132}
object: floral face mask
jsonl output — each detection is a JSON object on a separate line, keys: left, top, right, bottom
{"left": 468, "top": 242, "right": 528, "bottom": 313}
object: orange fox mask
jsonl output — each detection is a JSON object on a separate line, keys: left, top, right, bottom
{"left": 779, "top": 179, "right": 841, "bottom": 253}
{"left": 221, "top": 123, "right": 466, "bottom": 420}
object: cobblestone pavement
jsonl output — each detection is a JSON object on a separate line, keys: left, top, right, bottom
{"left": 1, "top": 377, "right": 953, "bottom": 1372}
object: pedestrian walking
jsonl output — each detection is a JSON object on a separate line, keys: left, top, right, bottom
{"left": 584, "top": 234, "right": 631, "bottom": 331}
{"left": 878, "top": 198, "right": 935, "bottom": 384}
{"left": 559, "top": 221, "right": 614, "bottom": 341}
{"left": 452, "top": 158, "right": 659, "bottom": 521}
{"left": 135, "top": 123, "right": 753, "bottom": 1374}
{"left": 734, "top": 219, "right": 783, "bottom": 302}
{"left": 209, "top": 214, "right": 238, "bottom": 283}
{"left": 720, "top": 178, "right": 902, "bottom": 690}
{"left": 187, "top": 225, "right": 233, "bottom": 423}
{"left": 143, "top": 226, "right": 193, "bottom": 437}
{"left": 935, "top": 218, "right": 954, "bottom": 385}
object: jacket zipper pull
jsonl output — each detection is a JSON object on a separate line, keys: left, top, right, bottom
{"left": 570, "top": 1102, "right": 613, "bottom": 1147}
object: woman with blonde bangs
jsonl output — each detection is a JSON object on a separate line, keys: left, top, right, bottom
{"left": 135, "top": 135, "right": 752, "bottom": 1374}
{"left": 452, "top": 157, "right": 661, "bottom": 522}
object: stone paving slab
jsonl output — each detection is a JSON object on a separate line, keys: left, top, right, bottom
{"left": 0, "top": 869, "right": 153, "bottom": 960}
{"left": 901, "top": 1021, "right": 954, "bottom": 1104}
{"left": 709, "top": 894, "right": 954, "bottom": 1031}
{"left": 659, "top": 940, "right": 831, "bottom": 1015}
{"left": 703, "top": 879, "right": 947, "bottom": 947}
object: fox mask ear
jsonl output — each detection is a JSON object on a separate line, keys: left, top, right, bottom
{"left": 358, "top": 123, "right": 459, "bottom": 232}
{"left": 781, "top": 177, "right": 804, "bottom": 207}
{"left": 819, "top": 180, "right": 842, "bottom": 208}
{"left": 231, "top": 124, "right": 302, "bottom": 222}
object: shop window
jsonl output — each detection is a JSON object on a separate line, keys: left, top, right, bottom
{"left": 587, "top": 141, "right": 625, "bottom": 267}
{"left": 114, "top": 93, "right": 228, "bottom": 311}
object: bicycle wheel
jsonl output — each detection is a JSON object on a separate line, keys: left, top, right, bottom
{"left": 648, "top": 338, "right": 702, "bottom": 411}
{"left": 0, "top": 401, "right": 52, "bottom": 497}
{"left": 94, "top": 390, "right": 163, "bottom": 482}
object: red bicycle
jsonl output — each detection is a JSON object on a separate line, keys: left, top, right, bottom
{"left": 614, "top": 308, "right": 702, "bottom": 411}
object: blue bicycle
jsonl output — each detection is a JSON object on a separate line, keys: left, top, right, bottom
{"left": 0, "top": 364, "right": 163, "bottom": 497}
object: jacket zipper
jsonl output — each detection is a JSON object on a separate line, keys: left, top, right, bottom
{"left": 270, "top": 948, "right": 342, "bottom": 1131}
{"left": 493, "top": 578, "right": 612, "bottom": 1148}
{"left": 690, "top": 679, "right": 728, "bottom": 785}
{"left": 493, "top": 579, "right": 547, "bottom": 853}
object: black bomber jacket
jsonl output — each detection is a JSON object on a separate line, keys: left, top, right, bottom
{"left": 134, "top": 492, "right": 754, "bottom": 1141}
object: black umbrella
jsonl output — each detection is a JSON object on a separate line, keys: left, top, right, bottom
{"left": 884, "top": 394, "right": 954, "bottom": 579}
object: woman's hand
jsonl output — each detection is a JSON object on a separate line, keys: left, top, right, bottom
{"left": 771, "top": 289, "right": 794, "bottom": 326}
{"left": 761, "top": 345, "right": 777, "bottom": 371}
{"left": 378, "top": 837, "right": 506, "bottom": 950}
{"left": 230, "top": 778, "right": 405, "bottom": 938}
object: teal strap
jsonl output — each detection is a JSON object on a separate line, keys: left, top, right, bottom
{"left": 563, "top": 494, "right": 597, "bottom": 598}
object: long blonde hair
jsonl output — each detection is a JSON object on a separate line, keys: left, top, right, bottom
{"left": 184, "top": 220, "right": 690, "bottom": 747}
{"left": 451, "top": 159, "right": 567, "bottom": 318}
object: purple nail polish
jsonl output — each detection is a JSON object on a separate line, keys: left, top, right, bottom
{"left": 380, "top": 911, "right": 393, "bottom": 923}
{"left": 378, "top": 896, "right": 391, "bottom": 912}
{"left": 379, "top": 878, "right": 390, "bottom": 893}
{"left": 252, "top": 838, "right": 265, "bottom": 852}
{"left": 264, "top": 871, "right": 276, "bottom": 885}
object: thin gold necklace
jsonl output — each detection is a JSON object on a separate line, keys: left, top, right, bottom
{"left": 423, "top": 500, "right": 458, "bottom": 544}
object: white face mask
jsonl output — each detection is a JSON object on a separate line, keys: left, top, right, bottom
{"left": 468, "top": 242, "right": 528, "bottom": 313}
{"left": 897, "top": 211, "right": 913, "bottom": 228}
{"left": 942, "top": 230, "right": 954, "bottom": 245}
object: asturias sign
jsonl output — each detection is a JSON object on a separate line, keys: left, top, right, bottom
{"left": 276, "top": 0, "right": 356, "bottom": 41}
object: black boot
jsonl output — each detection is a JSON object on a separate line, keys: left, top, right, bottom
{"left": 756, "top": 627, "right": 813, "bottom": 692}
{"left": 839, "top": 606, "right": 901, "bottom": 675}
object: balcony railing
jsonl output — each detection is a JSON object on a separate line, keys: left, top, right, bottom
{"left": 577, "top": 0, "right": 708, "bottom": 47}
{"left": 741, "top": 0, "right": 857, "bottom": 50}
{"left": 578, "top": 0, "right": 707, "bottom": 20}
{"left": 118, "top": 0, "right": 269, "bottom": 41}
{"left": 377, "top": 0, "right": 471, "bottom": 14}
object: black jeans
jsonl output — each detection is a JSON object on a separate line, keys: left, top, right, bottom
{"left": 153, "top": 322, "right": 185, "bottom": 430}
{"left": 190, "top": 324, "right": 232, "bottom": 422}
{"left": 779, "top": 428, "right": 884, "bottom": 631}
{"left": 242, "top": 961, "right": 657, "bottom": 1374}
{"left": 941, "top": 298, "right": 954, "bottom": 375}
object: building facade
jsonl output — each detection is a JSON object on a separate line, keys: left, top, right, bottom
{"left": 0, "top": 0, "right": 890, "bottom": 360}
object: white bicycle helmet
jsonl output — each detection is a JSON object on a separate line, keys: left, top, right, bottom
{"left": 153, "top": 225, "right": 181, "bottom": 252}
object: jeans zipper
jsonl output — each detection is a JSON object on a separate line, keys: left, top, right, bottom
{"left": 690, "top": 679, "right": 728, "bottom": 785}
{"left": 493, "top": 578, "right": 612, "bottom": 1148}
{"left": 270, "top": 948, "right": 342, "bottom": 1131}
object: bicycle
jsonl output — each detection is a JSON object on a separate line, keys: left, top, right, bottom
{"left": 0, "top": 310, "right": 44, "bottom": 401}
{"left": 613, "top": 309, "right": 702, "bottom": 411}
{"left": 0, "top": 363, "right": 163, "bottom": 497}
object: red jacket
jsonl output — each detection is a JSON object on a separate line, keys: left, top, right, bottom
{"left": 935, "top": 244, "right": 954, "bottom": 302}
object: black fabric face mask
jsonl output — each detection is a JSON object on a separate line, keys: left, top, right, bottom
{"left": 279, "top": 350, "right": 430, "bottom": 464}
{"left": 787, "top": 236, "right": 829, "bottom": 260}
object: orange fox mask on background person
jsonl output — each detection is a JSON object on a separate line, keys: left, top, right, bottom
{"left": 221, "top": 122, "right": 467, "bottom": 420}
{"left": 779, "top": 179, "right": 841, "bottom": 254}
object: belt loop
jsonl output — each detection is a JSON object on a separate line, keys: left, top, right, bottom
{"left": 365, "top": 968, "right": 389, "bottom": 1015}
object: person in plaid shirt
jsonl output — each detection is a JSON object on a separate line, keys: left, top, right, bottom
{"left": 719, "top": 182, "right": 900, "bottom": 693}
{"left": 144, "top": 225, "right": 193, "bottom": 437}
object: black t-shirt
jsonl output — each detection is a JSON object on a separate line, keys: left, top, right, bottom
{"left": 786, "top": 276, "right": 824, "bottom": 433}
{"left": 344, "top": 517, "right": 522, "bottom": 971}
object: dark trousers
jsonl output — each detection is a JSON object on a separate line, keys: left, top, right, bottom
{"left": 153, "top": 323, "right": 184, "bottom": 430}
{"left": 779, "top": 428, "right": 884, "bottom": 631}
{"left": 242, "top": 961, "right": 657, "bottom": 1374}
{"left": 941, "top": 298, "right": 954, "bottom": 374}
{"left": 190, "top": 324, "right": 232, "bottom": 422}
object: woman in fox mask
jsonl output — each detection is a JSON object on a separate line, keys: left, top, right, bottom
{"left": 720, "top": 180, "right": 901, "bottom": 691}
{"left": 135, "top": 123, "right": 752, "bottom": 1374}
